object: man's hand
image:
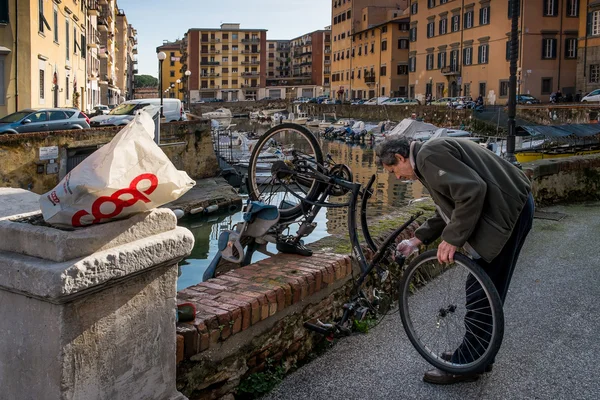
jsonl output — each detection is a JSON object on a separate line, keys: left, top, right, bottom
{"left": 437, "top": 241, "right": 457, "bottom": 264}
{"left": 397, "top": 237, "right": 422, "bottom": 257}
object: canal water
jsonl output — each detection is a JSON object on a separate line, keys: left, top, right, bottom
{"left": 176, "top": 120, "right": 426, "bottom": 291}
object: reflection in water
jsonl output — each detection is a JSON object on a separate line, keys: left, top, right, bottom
{"left": 177, "top": 119, "right": 427, "bottom": 290}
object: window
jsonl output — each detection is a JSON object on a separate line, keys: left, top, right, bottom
{"left": 452, "top": 15, "right": 460, "bottom": 32}
{"left": 382, "top": 26, "right": 388, "bottom": 33}
{"left": 170, "top": 71, "right": 175, "bottom": 77}
{"left": 400, "top": 23, "right": 409, "bottom": 31}
{"left": 0, "top": 0, "right": 8, "bottom": 23}
{"left": 397, "top": 64, "right": 408, "bottom": 75}
{"left": 410, "top": 27, "right": 417, "bottom": 42}
{"left": 565, "top": 38, "right": 577, "bottom": 59}
{"left": 544, "top": 0, "right": 558, "bottom": 17}
{"left": 479, "top": 82, "right": 487, "bottom": 97}
{"left": 500, "top": 81, "right": 509, "bottom": 97}
{"left": 464, "top": 83, "right": 471, "bottom": 97}
{"left": 450, "top": 50, "right": 459, "bottom": 71}
{"left": 170, "top": 60, "right": 175, "bottom": 67}
{"left": 508, "top": 0, "right": 521, "bottom": 18}
{"left": 438, "top": 52, "right": 446, "bottom": 69}
{"left": 232, "top": 33, "right": 238, "bottom": 40}
{"left": 567, "top": 0, "right": 578, "bottom": 17}
{"left": 541, "top": 77, "right": 553, "bottom": 94}
{"left": 426, "top": 54, "right": 434, "bottom": 70}
{"left": 478, "top": 44, "right": 489, "bottom": 64}
{"left": 347, "top": 10, "right": 351, "bottom": 18}
{"left": 232, "top": 56, "right": 238, "bottom": 62}
{"left": 590, "top": 65, "right": 600, "bottom": 83}
{"left": 66, "top": 19, "right": 70, "bottom": 61}
{"left": 480, "top": 6, "right": 490, "bottom": 25}
{"left": 463, "top": 47, "right": 472, "bottom": 65}
{"left": 428, "top": 0, "right": 436, "bottom": 8}
{"left": 65, "top": 77, "right": 69, "bottom": 100}
{"left": 371, "top": 43, "right": 375, "bottom": 53}
{"left": 464, "top": 10, "right": 474, "bottom": 28}
{"left": 591, "top": 11, "right": 600, "bottom": 36}
{"left": 81, "top": 34, "right": 86, "bottom": 58}
{"left": 382, "top": 41, "right": 388, "bottom": 51}
{"left": 439, "top": 18, "right": 447, "bottom": 35}
{"left": 409, "top": 56, "right": 416, "bottom": 72}
{"left": 542, "top": 38, "right": 557, "bottom": 59}
{"left": 53, "top": 7, "right": 58, "bottom": 42}
{"left": 39, "top": 69, "right": 45, "bottom": 99}
{"left": 411, "top": 2, "right": 418, "bottom": 15}
{"left": 232, "top": 79, "right": 238, "bottom": 85}
{"left": 74, "top": 27, "right": 78, "bottom": 55}
{"left": 427, "top": 22, "right": 435, "bottom": 38}
{"left": 39, "top": 0, "right": 50, "bottom": 33}
{"left": 398, "top": 39, "right": 409, "bottom": 49}
{"left": 381, "top": 65, "right": 387, "bottom": 76}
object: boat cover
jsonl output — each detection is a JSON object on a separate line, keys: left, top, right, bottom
{"left": 517, "top": 124, "right": 600, "bottom": 138}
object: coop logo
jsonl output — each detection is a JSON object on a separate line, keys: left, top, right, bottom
{"left": 71, "top": 173, "right": 159, "bottom": 227}
{"left": 46, "top": 191, "right": 61, "bottom": 206}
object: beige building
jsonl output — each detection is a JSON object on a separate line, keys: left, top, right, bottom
{"left": 0, "top": 0, "right": 88, "bottom": 116}
{"left": 86, "top": 0, "right": 102, "bottom": 112}
{"left": 577, "top": 0, "right": 600, "bottom": 95}
{"left": 331, "top": 0, "right": 409, "bottom": 100}
{"left": 184, "top": 24, "right": 268, "bottom": 102}
{"left": 115, "top": 8, "right": 137, "bottom": 100}
{"left": 409, "top": 0, "right": 579, "bottom": 104}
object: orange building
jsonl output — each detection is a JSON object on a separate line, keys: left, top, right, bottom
{"left": 409, "top": 0, "right": 580, "bottom": 104}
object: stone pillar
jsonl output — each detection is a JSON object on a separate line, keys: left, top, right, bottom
{"left": 0, "top": 209, "right": 194, "bottom": 400}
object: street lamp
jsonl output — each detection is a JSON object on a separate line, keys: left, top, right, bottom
{"left": 185, "top": 70, "right": 192, "bottom": 105}
{"left": 176, "top": 79, "right": 181, "bottom": 100}
{"left": 157, "top": 51, "right": 167, "bottom": 118}
{"left": 506, "top": 0, "right": 520, "bottom": 167}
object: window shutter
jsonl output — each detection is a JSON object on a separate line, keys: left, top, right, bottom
{"left": 552, "top": 0, "right": 558, "bottom": 16}
{"left": 479, "top": 8, "right": 484, "bottom": 25}
{"left": 437, "top": 53, "right": 441, "bottom": 68}
{"left": 506, "top": 41, "right": 510, "bottom": 60}
{"left": 552, "top": 39, "right": 557, "bottom": 58}
{"left": 81, "top": 34, "right": 86, "bottom": 58}
{"left": 463, "top": 48, "right": 467, "bottom": 64}
{"left": 587, "top": 12, "right": 592, "bottom": 36}
{"left": 542, "top": 39, "right": 547, "bottom": 58}
{"left": 439, "top": 20, "right": 443, "bottom": 34}
{"left": 478, "top": 46, "right": 482, "bottom": 63}
{"left": 487, "top": 7, "right": 491, "bottom": 23}
{"left": 464, "top": 13, "right": 468, "bottom": 28}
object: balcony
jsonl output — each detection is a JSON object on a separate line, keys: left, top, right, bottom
{"left": 99, "top": 47, "right": 109, "bottom": 59}
{"left": 200, "top": 86, "right": 221, "bottom": 90}
{"left": 324, "top": 48, "right": 331, "bottom": 54}
{"left": 87, "top": 0, "right": 99, "bottom": 16}
{"left": 132, "top": 47, "right": 138, "bottom": 54}
{"left": 277, "top": 46, "right": 290, "bottom": 51}
{"left": 206, "top": 49, "right": 221, "bottom": 54}
{"left": 324, "top": 60, "right": 331, "bottom": 65}
{"left": 241, "top": 72, "right": 260, "bottom": 77}
{"left": 241, "top": 49, "right": 260, "bottom": 54}
{"left": 364, "top": 75, "right": 376, "bottom": 84}
{"left": 276, "top": 66, "right": 290, "bottom": 71}
{"left": 200, "top": 73, "right": 221, "bottom": 78}
{"left": 132, "top": 69, "right": 138, "bottom": 74}
{"left": 241, "top": 38, "right": 261, "bottom": 43}
{"left": 200, "top": 61, "right": 221, "bottom": 66}
{"left": 241, "top": 84, "right": 260, "bottom": 90}
{"left": 241, "top": 61, "right": 260, "bottom": 65}
{"left": 441, "top": 66, "right": 461, "bottom": 76}
{"left": 97, "top": 18, "right": 108, "bottom": 32}
{"left": 87, "top": 32, "right": 100, "bottom": 49}
{"left": 324, "top": 82, "right": 331, "bottom": 87}
{"left": 298, "top": 61, "right": 312, "bottom": 67}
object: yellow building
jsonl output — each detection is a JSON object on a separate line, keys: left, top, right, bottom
{"left": 577, "top": 0, "right": 600, "bottom": 95}
{"left": 157, "top": 41, "right": 184, "bottom": 101}
{"left": 1, "top": 0, "right": 88, "bottom": 116}
{"left": 347, "top": 15, "right": 411, "bottom": 99}
{"left": 409, "top": 0, "right": 580, "bottom": 104}
{"left": 331, "top": 0, "right": 409, "bottom": 100}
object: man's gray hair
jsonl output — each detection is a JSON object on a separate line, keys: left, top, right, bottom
{"left": 375, "top": 137, "right": 411, "bottom": 167}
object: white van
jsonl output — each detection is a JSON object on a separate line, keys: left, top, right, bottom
{"left": 90, "top": 98, "right": 184, "bottom": 126}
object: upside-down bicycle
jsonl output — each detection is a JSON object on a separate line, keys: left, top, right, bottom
{"left": 207, "top": 123, "right": 504, "bottom": 374}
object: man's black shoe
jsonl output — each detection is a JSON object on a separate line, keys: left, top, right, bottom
{"left": 276, "top": 240, "right": 313, "bottom": 256}
{"left": 440, "top": 351, "right": 493, "bottom": 373}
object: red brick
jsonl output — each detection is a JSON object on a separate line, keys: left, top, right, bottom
{"left": 199, "top": 332, "right": 210, "bottom": 352}
{"left": 275, "top": 287, "right": 285, "bottom": 311}
{"left": 281, "top": 283, "right": 293, "bottom": 307}
{"left": 194, "top": 312, "right": 219, "bottom": 331}
{"left": 218, "top": 274, "right": 255, "bottom": 285}
{"left": 266, "top": 290, "right": 277, "bottom": 316}
{"left": 230, "top": 308, "right": 242, "bottom": 334}
{"left": 211, "top": 277, "right": 236, "bottom": 288}
{"left": 195, "top": 320, "right": 208, "bottom": 334}
{"left": 177, "top": 324, "right": 199, "bottom": 359}
{"left": 199, "top": 281, "right": 230, "bottom": 291}
{"left": 204, "top": 288, "right": 222, "bottom": 295}
{"left": 288, "top": 280, "right": 302, "bottom": 303}
{"left": 215, "top": 296, "right": 252, "bottom": 331}
{"left": 209, "top": 329, "right": 220, "bottom": 345}
{"left": 247, "top": 356, "right": 257, "bottom": 368}
{"left": 176, "top": 334, "right": 185, "bottom": 364}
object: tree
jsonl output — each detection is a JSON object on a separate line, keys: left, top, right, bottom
{"left": 134, "top": 74, "right": 159, "bottom": 88}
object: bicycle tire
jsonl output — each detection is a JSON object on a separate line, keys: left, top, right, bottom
{"left": 399, "top": 250, "right": 504, "bottom": 374}
{"left": 247, "top": 123, "right": 325, "bottom": 222}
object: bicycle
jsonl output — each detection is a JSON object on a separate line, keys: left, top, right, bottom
{"left": 212, "top": 123, "right": 505, "bottom": 374}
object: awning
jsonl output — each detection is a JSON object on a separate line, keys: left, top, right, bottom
{"left": 516, "top": 124, "right": 600, "bottom": 138}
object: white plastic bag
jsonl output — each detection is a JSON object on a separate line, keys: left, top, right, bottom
{"left": 40, "top": 111, "right": 195, "bottom": 228}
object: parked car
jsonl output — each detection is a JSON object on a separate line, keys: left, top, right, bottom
{"left": 90, "top": 98, "right": 183, "bottom": 126}
{"left": 516, "top": 94, "right": 541, "bottom": 104}
{"left": 363, "top": 96, "right": 390, "bottom": 105}
{"left": 580, "top": 89, "right": 600, "bottom": 102}
{"left": 90, "top": 105, "right": 110, "bottom": 117}
{"left": 382, "top": 97, "right": 408, "bottom": 105}
{"left": 0, "top": 108, "right": 90, "bottom": 134}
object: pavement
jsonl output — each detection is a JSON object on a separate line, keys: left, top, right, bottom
{"left": 263, "top": 202, "right": 600, "bottom": 400}
{"left": 0, "top": 188, "right": 40, "bottom": 220}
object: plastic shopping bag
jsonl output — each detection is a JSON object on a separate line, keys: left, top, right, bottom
{"left": 40, "top": 110, "right": 195, "bottom": 228}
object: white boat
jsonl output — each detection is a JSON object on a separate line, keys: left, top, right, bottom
{"left": 332, "top": 118, "right": 355, "bottom": 128}
{"left": 306, "top": 119, "right": 321, "bottom": 127}
{"left": 317, "top": 113, "right": 338, "bottom": 130}
{"left": 293, "top": 112, "right": 310, "bottom": 125}
{"left": 202, "top": 108, "right": 232, "bottom": 119}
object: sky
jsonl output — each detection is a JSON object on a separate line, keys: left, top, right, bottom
{"left": 117, "top": 0, "right": 332, "bottom": 77}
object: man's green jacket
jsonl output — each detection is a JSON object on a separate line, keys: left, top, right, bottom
{"left": 412, "top": 138, "right": 531, "bottom": 262}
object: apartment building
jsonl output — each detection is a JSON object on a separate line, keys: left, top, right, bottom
{"left": 115, "top": 9, "right": 137, "bottom": 100}
{"left": 86, "top": 0, "right": 102, "bottom": 112}
{"left": 157, "top": 40, "right": 184, "bottom": 100}
{"left": 577, "top": 0, "right": 600, "bottom": 94}
{"left": 346, "top": 15, "right": 411, "bottom": 99}
{"left": 0, "top": 0, "right": 88, "bottom": 116}
{"left": 97, "top": 0, "right": 121, "bottom": 106}
{"left": 409, "top": 0, "right": 580, "bottom": 104}
{"left": 185, "top": 24, "right": 267, "bottom": 102}
{"left": 331, "top": 0, "right": 409, "bottom": 100}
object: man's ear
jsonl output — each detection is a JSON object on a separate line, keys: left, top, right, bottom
{"left": 395, "top": 154, "right": 406, "bottom": 164}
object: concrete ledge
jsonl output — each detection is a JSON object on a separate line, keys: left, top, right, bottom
{"left": 0, "top": 209, "right": 178, "bottom": 262}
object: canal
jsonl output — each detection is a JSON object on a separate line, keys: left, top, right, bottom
{"left": 176, "top": 120, "right": 426, "bottom": 291}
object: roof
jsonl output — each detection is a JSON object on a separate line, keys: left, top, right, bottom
{"left": 516, "top": 124, "right": 600, "bottom": 138}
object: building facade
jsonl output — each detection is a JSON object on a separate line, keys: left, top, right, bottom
{"left": 97, "top": 0, "right": 121, "bottom": 106}
{"left": 86, "top": 0, "right": 102, "bottom": 113}
{"left": 347, "top": 16, "right": 411, "bottom": 99}
{"left": 115, "top": 8, "right": 137, "bottom": 101}
{"left": 409, "top": 0, "right": 580, "bottom": 104}
{"left": 0, "top": 0, "right": 88, "bottom": 116}
{"left": 577, "top": 0, "right": 600, "bottom": 95}
{"left": 184, "top": 24, "right": 268, "bottom": 102}
{"left": 157, "top": 40, "right": 184, "bottom": 101}
{"left": 331, "top": 0, "right": 409, "bottom": 100}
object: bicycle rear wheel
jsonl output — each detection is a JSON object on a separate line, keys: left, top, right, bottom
{"left": 246, "top": 123, "right": 325, "bottom": 222}
{"left": 399, "top": 250, "right": 504, "bottom": 374}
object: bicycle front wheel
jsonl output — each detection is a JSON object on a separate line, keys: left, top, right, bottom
{"left": 247, "top": 123, "right": 325, "bottom": 222}
{"left": 399, "top": 250, "right": 504, "bottom": 374}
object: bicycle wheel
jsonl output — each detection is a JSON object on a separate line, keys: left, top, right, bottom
{"left": 247, "top": 123, "right": 325, "bottom": 222}
{"left": 399, "top": 250, "right": 504, "bottom": 374}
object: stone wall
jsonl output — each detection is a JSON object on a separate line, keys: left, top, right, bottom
{"left": 191, "top": 100, "right": 290, "bottom": 116}
{"left": 0, "top": 120, "right": 215, "bottom": 194}
{"left": 516, "top": 105, "right": 600, "bottom": 126}
{"left": 523, "top": 154, "right": 600, "bottom": 206}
